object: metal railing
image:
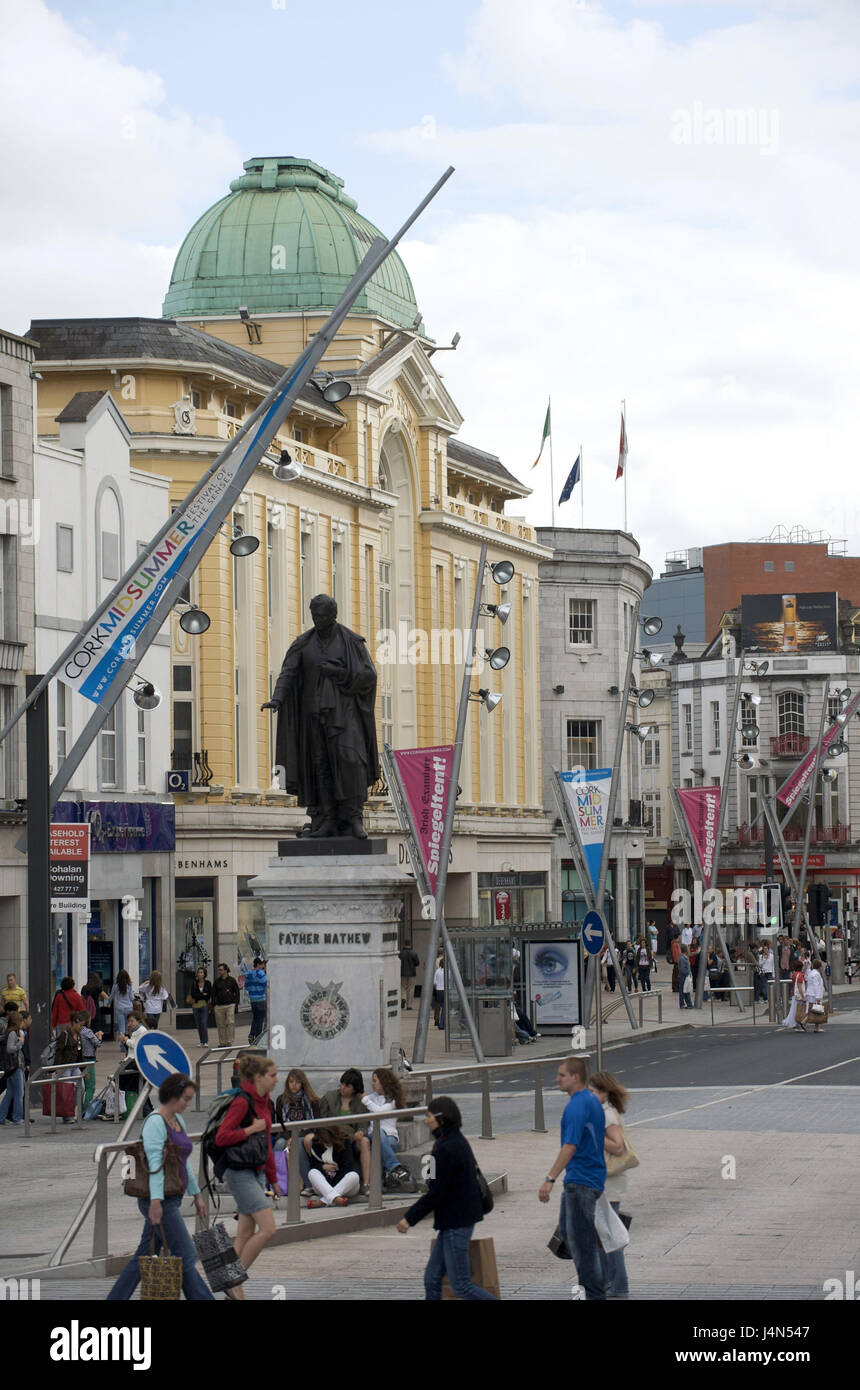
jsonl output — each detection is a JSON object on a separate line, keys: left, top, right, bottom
{"left": 597, "top": 992, "right": 664, "bottom": 1027}
{"left": 193, "top": 1045, "right": 266, "bottom": 1106}
{"left": 23, "top": 1061, "right": 98, "bottom": 1135}
{"left": 706, "top": 979, "right": 790, "bottom": 1025}
{"left": 413, "top": 1052, "right": 580, "bottom": 1141}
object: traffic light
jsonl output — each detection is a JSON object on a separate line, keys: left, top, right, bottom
{"left": 762, "top": 881, "right": 782, "bottom": 934}
{"left": 807, "top": 883, "right": 830, "bottom": 927}
{"left": 781, "top": 882, "right": 793, "bottom": 928}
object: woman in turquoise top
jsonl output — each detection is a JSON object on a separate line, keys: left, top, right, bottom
{"left": 107, "top": 1073, "right": 213, "bottom": 1301}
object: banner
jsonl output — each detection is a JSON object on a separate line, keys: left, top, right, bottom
{"left": 777, "top": 690, "right": 860, "bottom": 809}
{"left": 50, "top": 824, "right": 90, "bottom": 913}
{"left": 527, "top": 940, "right": 582, "bottom": 1026}
{"left": 741, "top": 591, "right": 839, "bottom": 654}
{"left": 52, "top": 799, "right": 175, "bottom": 853}
{"left": 676, "top": 786, "right": 721, "bottom": 888}
{"left": 559, "top": 767, "right": 612, "bottom": 895}
{"left": 391, "top": 746, "right": 455, "bottom": 892}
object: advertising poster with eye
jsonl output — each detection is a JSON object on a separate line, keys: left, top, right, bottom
{"left": 559, "top": 767, "right": 612, "bottom": 895}
{"left": 527, "top": 940, "right": 582, "bottom": 1027}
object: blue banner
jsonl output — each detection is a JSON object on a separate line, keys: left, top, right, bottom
{"left": 559, "top": 767, "right": 612, "bottom": 895}
{"left": 52, "top": 800, "right": 175, "bottom": 854}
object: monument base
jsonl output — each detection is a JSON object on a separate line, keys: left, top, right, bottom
{"left": 249, "top": 847, "right": 409, "bottom": 1080}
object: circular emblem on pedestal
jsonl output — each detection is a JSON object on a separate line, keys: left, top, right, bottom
{"left": 300, "top": 980, "right": 350, "bottom": 1040}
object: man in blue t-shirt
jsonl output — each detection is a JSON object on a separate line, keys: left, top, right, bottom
{"left": 539, "top": 1056, "right": 606, "bottom": 1300}
{"left": 241, "top": 958, "right": 268, "bottom": 1045}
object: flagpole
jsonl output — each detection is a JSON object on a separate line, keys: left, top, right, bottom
{"left": 580, "top": 443, "right": 584, "bottom": 530}
{"left": 622, "top": 399, "right": 628, "bottom": 533}
{"left": 549, "top": 395, "right": 557, "bottom": 529}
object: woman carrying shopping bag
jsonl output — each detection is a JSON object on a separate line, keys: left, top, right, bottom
{"left": 589, "top": 1070, "right": 637, "bottom": 1299}
{"left": 107, "top": 1073, "right": 213, "bottom": 1301}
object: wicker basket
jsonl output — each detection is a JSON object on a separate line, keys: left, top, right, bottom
{"left": 139, "top": 1226, "right": 183, "bottom": 1301}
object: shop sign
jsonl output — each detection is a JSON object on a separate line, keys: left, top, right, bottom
{"left": 52, "top": 800, "right": 175, "bottom": 853}
{"left": 176, "top": 856, "right": 231, "bottom": 873}
{"left": 494, "top": 890, "right": 512, "bottom": 922}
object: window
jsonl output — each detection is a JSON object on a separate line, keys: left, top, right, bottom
{"left": 777, "top": 691, "right": 804, "bottom": 737}
{"left": 683, "top": 778, "right": 693, "bottom": 789}
{"left": 137, "top": 708, "right": 147, "bottom": 787}
{"left": 224, "top": 400, "right": 240, "bottom": 418}
{"left": 710, "top": 700, "right": 720, "bottom": 750}
{"left": 827, "top": 695, "right": 841, "bottom": 725}
{"left": 711, "top": 776, "right": 720, "bottom": 786}
{"left": 267, "top": 522, "right": 274, "bottom": 613}
{"left": 643, "top": 734, "right": 660, "bottom": 767}
{"left": 172, "top": 665, "right": 193, "bottom": 771}
{"left": 99, "top": 706, "right": 117, "bottom": 788}
{"left": 643, "top": 792, "right": 661, "bottom": 837}
{"left": 784, "top": 561, "right": 795, "bottom": 572}
{"left": 568, "top": 598, "right": 596, "bottom": 645}
{"left": 234, "top": 668, "right": 241, "bottom": 785}
{"left": 740, "top": 694, "right": 758, "bottom": 746}
{"left": 748, "top": 775, "right": 759, "bottom": 825}
{"left": 566, "top": 719, "right": 600, "bottom": 770}
{"left": 683, "top": 705, "right": 693, "bottom": 752}
{"left": 56, "top": 681, "right": 69, "bottom": 768}
{"left": 57, "top": 524, "right": 74, "bottom": 573}
{"left": 764, "top": 560, "right": 774, "bottom": 572}
{"left": 365, "top": 545, "right": 374, "bottom": 632}
{"left": 101, "top": 531, "right": 119, "bottom": 581}
{"left": 191, "top": 388, "right": 203, "bottom": 409}
{"left": 0, "top": 385, "right": 11, "bottom": 477}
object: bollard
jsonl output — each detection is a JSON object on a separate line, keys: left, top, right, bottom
{"left": 286, "top": 1132, "right": 302, "bottom": 1226}
{"left": 480, "top": 1069, "right": 494, "bottom": 1141}
{"left": 533, "top": 1063, "right": 547, "bottom": 1134}
{"left": 92, "top": 1151, "right": 109, "bottom": 1260}
{"left": 369, "top": 1124, "right": 384, "bottom": 1210}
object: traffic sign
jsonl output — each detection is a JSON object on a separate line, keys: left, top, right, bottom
{"left": 582, "top": 910, "right": 606, "bottom": 955}
{"left": 134, "top": 1032, "right": 191, "bottom": 1088}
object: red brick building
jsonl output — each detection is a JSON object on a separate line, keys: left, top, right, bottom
{"left": 703, "top": 542, "right": 860, "bottom": 642}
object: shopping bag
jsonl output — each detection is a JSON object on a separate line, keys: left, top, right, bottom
{"left": 139, "top": 1226, "right": 183, "bottom": 1300}
{"left": 594, "top": 1192, "right": 630, "bottom": 1254}
{"left": 42, "top": 1081, "right": 75, "bottom": 1117}
{"left": 273, "top": 1146, "right": 289, "bottom": 1194}
{"left": 434, "top": 1235, "right": 501, "bottom": 1299}
{"left": 193, "top": 1220, "right": 248, "bottom": 1294}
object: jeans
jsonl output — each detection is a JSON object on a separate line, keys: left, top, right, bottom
{"left": 115, "top": 1009, "right": 134, "bottom": 1040}
{"left": 107, "top": 1195, "right": 214, "bottom": 1301}
{"left": 424, "top": 1225, "right": 498, "bottom": 1300}
{"left": 249, "top": 1000, "right": 267, "bottom": 1041}
{"left": 193, "top": 1007, "right": 209, "bottom": 1046}
{"left": 379, "top": 1130, "right": 400, "bottom": 1173}
{"left": 561, "top": 1183, "right": 605, "bottom": 1300}
{"left": 599, "top": 1200, "right": 630, "bottom": 1297}
{"left": 145, "top": 1013, "right": 161, "bottom": 1029}
{"left": 0, "top": 1067, "right": 24, "bottom": 1122}
{"left": 638, "top": 967, "right": 651, "bottom": 992}
{"left": 679, "top": 977, "right": 694, "bottom": 1008}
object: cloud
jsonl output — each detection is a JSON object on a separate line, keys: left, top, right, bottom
{"left": 0, "top": 0, "right": 241, "bottom": 330}
{"left": 368, "top": 0, "right": 860, "bottom": 573}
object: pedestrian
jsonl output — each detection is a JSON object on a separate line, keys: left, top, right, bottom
{"left": 50, "top": 1012, "right": 85, "bottom": 1122}
{"left": 601, "top": 946, "right": 616, "bottom": 993}
{"left": 396, "top": 1095, "right": 498, "bottom": 1300}
{"left": 362, "top": 1068, "right": 411, "bottom": 1188}
{"left": 114, "top": 1013, "right": 146, "bottom": 1119}
{"left": 636, "top": 938, "right": 652, "bottom": 992}
{"left": 82, "top": 972, "right": 108, "bottom": 1033}
{"left": 241, "top": 957, "right": 268, "bottom": 1045}
{"left": 621, "top": 940, "right": 636, "bottom": 993}
{"left": 783, "top": 961, "right": 806, "bottom": 1030}
{"left": 670, "top": 932, "right": 681, "bottom": 993}
{"left": 2, "top": 973, "right": 28, "bottom": 1013}
{"left": 275, "top": 1068, "right": 320, "bottom": 1189}
{"left": 107, "top": 970, "right": 136, "bottom": 1040}
{"left": 434, "top": 956, "right": 445, "bottom": 1029}
{"left": 306, "top": 1126, "right": 361, "bottom": 1207}
{"left": 139, "top": 970, "right": 170, "bottom": 1029}
{"left": 50, "top": 977, "right": 85, "bottom": 1030}
{"left": 0, "top": 1011, "right": 26, "bottom": 1124}
{"left": 107, "top": 1073, "right": 213, "bottom": 1301}
{"left": 801, "top": 957, "right": 827, "bottom": 1032}
{"left": 589, "top": 1070, "right": 632, "bottom": 1299}
{"left": 400, "top": 942, "right": 420, "bottom": 1010}
{"left": 758, "top": 941, "right": 775, "bottom": 1007}
{"left": 677, "top": 945, "right": 694, "bottom": 1009}
{"left": 212, "top": 962, "right": 240, "bottom": 1046}
{"left": 76, "top": 1009, "right": 103, "bottom": 1110}
{"left": 538, "top": 1057, "right": 606, "bottom": 1301}
{"left": 680, "top": 923, "right": 693, "bottom": 949}
{"left": 779, "top": 935, "right": 792, "bottom": 982}
{"left": 187, "top": 966, "right": 212, "bottom": 1045}
{"left": 648, "top": 920, "right": 658, "bottom": 965}
{"left": 214, "top": 1054, "right": 282, "bottom": 1299}
{"left": 315, "top": 1068, "right": 371, "bottom": 1193}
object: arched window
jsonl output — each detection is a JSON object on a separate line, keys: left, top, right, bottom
{"left": 777, "top": 691, "right": 804, "bottom": 737}
{"left": 377, "top": 426, "right": 417, "bottom": 746}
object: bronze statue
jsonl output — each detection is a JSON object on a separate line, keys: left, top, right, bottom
{"left": 262, "top": 595, "right": 379, "bottom": 839}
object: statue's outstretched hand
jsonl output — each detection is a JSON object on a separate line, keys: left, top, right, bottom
{"left": 261, "top": 700, "right": 281, "bottom": 712}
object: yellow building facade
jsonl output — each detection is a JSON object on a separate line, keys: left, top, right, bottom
{"left": 31, "top": 157, "right": 553, "bottom": 1000}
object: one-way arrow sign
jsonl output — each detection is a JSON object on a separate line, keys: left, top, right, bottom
{"left": 135, "top": 1032, "right": 191, "bottom": 1088}
{"left": 581, "top": 910, "right": 606, "bottom": 956}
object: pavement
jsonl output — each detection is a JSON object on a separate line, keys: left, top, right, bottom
{"left": 2, "top": 982, "right": 858, "bottom": 1300}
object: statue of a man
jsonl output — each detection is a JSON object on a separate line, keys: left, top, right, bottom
{"left": 262, "top": 594, "right": 379, "bottom": 839}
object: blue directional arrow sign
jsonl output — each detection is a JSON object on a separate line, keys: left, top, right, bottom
{"left": 581, "top": 910, "right": 606, "bottom": 956}
{"left": 134, "top": 1032, "right": 192, "bottom": 1089}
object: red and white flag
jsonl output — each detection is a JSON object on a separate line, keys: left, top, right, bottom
{"left": 616, "top": 408, "right": 628, "bottom": 480}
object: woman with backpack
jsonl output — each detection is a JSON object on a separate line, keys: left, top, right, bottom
{"left": 107, "top": 1073, "right": 213, "bottom": 1301}
{"left": 396, "top": 1095, "right": 498, "bottom": 1300}
{"left": 214, "top": 1054, "right": 281, "bottom": 1299}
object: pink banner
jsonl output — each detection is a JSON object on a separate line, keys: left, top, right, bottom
{"left": 392, "top": 746, "right": 455, "bottom": 890}
{"left": 776, "top": 690, "right": 860, "bottom": 809}
{"left": 676, "top": 786, "right": 721, "bottom": 888}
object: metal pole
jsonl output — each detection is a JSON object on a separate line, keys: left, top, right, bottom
{"left": 791, "top": 680, "right": 830, "bottom": 940}
{"left": 670, "top": 781, "right": 745, "bottom": 1013}
{"left": 595, "top": 969, "right": 604, "bottom": 1070}
{"left": 480, "top": 1068, "right": 494, "bottom": 1140}
{"left": 25, "top": 675, "right": 52, "bottom": 1073}
{"left": 414, "top": 542, "right": 488, "bottom": 1064}
{"left": 533, "top": 1064, "right": 547, "bottom": 1134}
{"left": 695, "top": 649, "right": 746, "bottom": 1007}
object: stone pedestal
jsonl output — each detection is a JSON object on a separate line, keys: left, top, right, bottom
{"left": 249, "top": 842, "right": 409, "bottom": 1079}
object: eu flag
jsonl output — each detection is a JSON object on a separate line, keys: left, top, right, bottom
{"left": 559, "top": 455, "right": 580, "bottom": 504}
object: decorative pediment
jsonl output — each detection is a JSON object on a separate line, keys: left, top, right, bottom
{"left": 358, "top": 336, "right": 463, "bottom": 436}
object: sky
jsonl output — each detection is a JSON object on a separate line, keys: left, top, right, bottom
{"left": 2, "top": 0, "right": 859, "bottom": 581}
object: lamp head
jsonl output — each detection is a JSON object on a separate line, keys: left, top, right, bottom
{"left": 132, "top": 679, "right": 162, "bottom": 711}
{"left": 491, "top": 559, "right": 515, "bottom": 586}
{"left": 486, "top": 646, "right": 510, "bottom": 671}
{"left": 178, "top": 604, "right": 211, "bottom": 635}
{"left": 274, "top": 449, "right": 303, "bottom": 482}
{"left": 228, "top": 526, "right": 259, "bottom": 557}
{"left": 642, "top": 616, "right": 663, "bottom": 637}
{"left": 321, "top": 379, "right": 351, "bottom": 404}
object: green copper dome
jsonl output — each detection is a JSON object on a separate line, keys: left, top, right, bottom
{"left": 162, "top": 156, "right": 423, "bottom": 330}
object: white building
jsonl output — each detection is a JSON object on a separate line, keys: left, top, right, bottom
{"left": 36, "top": 391, "right": 173, "bottom": 994}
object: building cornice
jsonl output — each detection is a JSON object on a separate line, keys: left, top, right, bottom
{"left": 417, "top": 508, "right": 550, "bottom": 559}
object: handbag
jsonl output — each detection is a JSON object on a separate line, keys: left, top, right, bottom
{"left": 594, "top": 1192, "right": 630, "bottom": 1254}
{"left": 605, "top": 1125, "right": 640, "bottom": 1178}
{"left": 139, "top": 1225, "right": 183, "bottom": 1301}
{"left": 193, "top": 1219, "right": 249, "bottom": 1294}
{"left": 547, "top": 1225, "right": 571, "bottom": 1259}
{"left": 811, "top": 1003, "right": 825, "bottom": 1015}
{"left": 123, "top": 1119, "right": 187, "bottom": 1199}
{"left": 475, "top": 1164, "right": 494, "bottom": 1215}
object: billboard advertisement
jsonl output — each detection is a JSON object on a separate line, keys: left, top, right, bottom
{"left": 740, "top": 592, "right": 838, "bottom": 653}
{"left": 527, "top": 940, "right": 582, "bottom": 1027}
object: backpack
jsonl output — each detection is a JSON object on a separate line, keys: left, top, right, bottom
{"left": 40, "top": 1035, "right": 57, "bottom": 1067}
{"left": 200, "top": 1088, "right": 260, "bottom": 1193}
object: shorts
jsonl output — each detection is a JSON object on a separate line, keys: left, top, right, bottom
{"left": 225, "top": 1166, "right": 269, "bottom": 1215}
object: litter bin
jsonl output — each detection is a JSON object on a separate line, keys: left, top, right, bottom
{"left": 830, "top": 940, "right": 845, "bottom": 986}
{"left": 732, "top": 961, "right": 748, "bottom": 1009}
{"left": 477, "top": 997, "right": 511, "bottom": 1056}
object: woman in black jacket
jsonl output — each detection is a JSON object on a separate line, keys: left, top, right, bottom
{"left": 396, "top": 1096, "right": 497, "bottom": 1300}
